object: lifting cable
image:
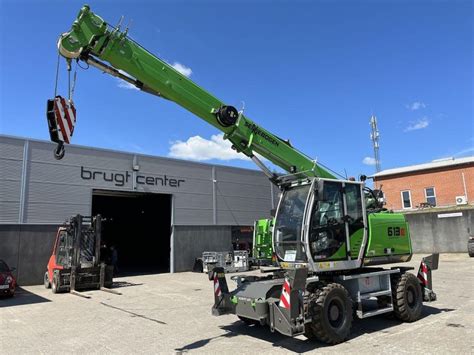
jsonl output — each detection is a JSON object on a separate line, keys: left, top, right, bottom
{"left": 69, "top": 60, "right": 78, "bottom": 102}
{"left": 53, "top": 51, "right": 61, "bottom": 97}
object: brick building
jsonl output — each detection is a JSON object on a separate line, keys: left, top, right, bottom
{"left": 372, "top": 156, "right": 474, "bottom": 211}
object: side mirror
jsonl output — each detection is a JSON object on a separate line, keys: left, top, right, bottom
{"left": 9, "top": 267, "right": 16, "bottom": 272}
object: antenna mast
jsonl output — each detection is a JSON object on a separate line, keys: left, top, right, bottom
{"left": 370, "top": 115, "right": 381, "bottom": 173}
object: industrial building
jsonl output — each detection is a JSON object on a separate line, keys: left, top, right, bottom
{"left": 0, "top": 135, "right": 277, "bottom": 285}
{"left": 373, "top": 156, "right": 474, "bottom": 211}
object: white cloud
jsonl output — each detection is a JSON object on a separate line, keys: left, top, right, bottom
{"left": 116, "top": 70, "right": 139, "bottom": 90}
{"left": 117, "top": 80, "right": 139, "bottom": 90}
{"left": 168, "top": 133, "right": 250, "bottom": 161}
{"left": 406, "top": 101, "right": 426, "bottom": 110}
{"left": 170, "top": 62, "right": 192, "bottom": 77}
{"left": 405, "top": 117, "right": 429, "bottom": 132}
{"left": 362, "top": 157, "right": 377, "bottom": 165}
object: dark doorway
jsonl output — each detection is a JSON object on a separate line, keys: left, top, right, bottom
{"left": 92, "top": 190, "right": 172, "bottom": 275}
{"left": 231, "top": 226, "right": 253, "bottom": 252}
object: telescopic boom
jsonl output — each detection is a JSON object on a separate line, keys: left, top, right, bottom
{"left": 54, "top": 5, "right": 334, "bottom": 179}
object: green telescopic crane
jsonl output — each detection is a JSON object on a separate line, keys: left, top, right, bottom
{"left": 53, "top": 5, "right": 334, "bottom": 180}
{"left": 47, "top": 6, "right": 440, "bottom": 345}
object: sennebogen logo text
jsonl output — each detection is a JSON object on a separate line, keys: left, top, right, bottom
{"left": 80, "top": 166, "right": 185, "bottom": 188}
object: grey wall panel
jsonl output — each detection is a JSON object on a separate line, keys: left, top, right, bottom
{"left": 138, "top": 155, "right": 213, "bottom": 180}
{"left": 0, "top": 179, "right": 22, "bottom": 201}
{"left": 216, "top": 195, "right": 272, "bottom": 213}
{"left": 173, "top": 225, "right": 232, "bottom": 271}
{"left": 16, "top": 225, "right": 58, "bottom": 285}
{"left": 216, "top": 210, "right": 271, "bottom": 226}
{"left": 216, "top": 181, "right": 272, "bottom": 199}
{"left": 0, "top": 224, "right": 58, "bottom": 285}
{"left": 216, "top": 165, "right": 267, "bottom": 185}
{"left": 0, "top": 159, "right": 23, "bottom": 180}
{"left": 0, "top": 225, "right": 20, "bottom": 279}
{"left": 0, "top": 202, "right": 20, "bottom": 224}
{"left": 29, "top": 141, "right": 133, "bottom": 171}
{"left": 25, "top": 203, "right": 90, "bottom": 224}
{"left": 0, "top": 137, "right": 24, "bottom": 159}
{"left": 27, "top": 181, "right": 92, "bottom": 203}
{"left": 405, "top": 208, "right": 473, "bottom": 253}
{"left": 0, "top": 158, "right": 22, "bottom": 223}
{"left": 174, "top": 208, "right": 213, "bottom": 225}
{"left": 173, "top": 193, "right": 213, "bottom": 210}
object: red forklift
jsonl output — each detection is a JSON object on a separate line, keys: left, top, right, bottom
{"left": 44, "top": 215, "right": 117, "bottom": 296}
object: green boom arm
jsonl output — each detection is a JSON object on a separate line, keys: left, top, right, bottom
{"left": 57, "top": 5, "right": 335, "bottom": 179}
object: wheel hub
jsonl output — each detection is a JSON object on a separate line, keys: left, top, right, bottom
{"left": 328, "top": 299, "right": 344, "bottom": 328}
{"left": 329, "top": 304, "right": 340, "bottom": 321}
{"left": 407, "top": 286, "right": 416, "bottom": 307}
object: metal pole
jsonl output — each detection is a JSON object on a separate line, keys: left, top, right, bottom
{"left": 212, "top": 166, "right": 217, "bottom": 225}
{"left": 18, "top": 140, "right": 29, "bottom": 223}
{"left": 170, "top": 195, "right": 175, "bottom": 273}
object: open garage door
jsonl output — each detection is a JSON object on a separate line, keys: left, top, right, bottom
{"left": 92, "top": 190, "right": 172, "bottom": 275}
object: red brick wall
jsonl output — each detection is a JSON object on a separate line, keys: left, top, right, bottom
{"left": 374, "top": 163, "right": 474, "bottom": 210}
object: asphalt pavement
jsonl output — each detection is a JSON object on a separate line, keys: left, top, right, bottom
{"left": 1, "top": 253, "right": 472, "bottom": 354}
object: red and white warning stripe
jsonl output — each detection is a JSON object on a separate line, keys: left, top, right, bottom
{"left": 214, "top": 275, "right": 222, "bottom": 298}
{"left": 417, "top": 261, "right": 428, "bottom": 286}
{"left": 279, "top": 277, "right": 291, "bottom": 309}
{"left": 53, "top": 97, "right": 76, "bottom": 144}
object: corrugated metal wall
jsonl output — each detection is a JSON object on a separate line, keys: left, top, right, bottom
{"left": 0, "top": 135, "right": 277, "bottom": 225}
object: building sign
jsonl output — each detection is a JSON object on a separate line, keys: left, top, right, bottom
{"left": 80, "top": 166, "right": 185, "bottom": 188}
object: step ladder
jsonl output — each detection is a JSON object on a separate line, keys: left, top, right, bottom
{"left": 339, "top": 269, "right": 400, "bottom": 319}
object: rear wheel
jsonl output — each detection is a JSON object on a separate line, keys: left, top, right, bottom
{"left": 392, "top": 273, "right": 423, "bottom": 322}
{"left": 44, "top": 271, "right": 51, "bottom": 289}
{"left": 307, "top": 283, "right": 353, "bottom": 344}
{"left": 51, "top": 273, "right": 60, "bottom": 294}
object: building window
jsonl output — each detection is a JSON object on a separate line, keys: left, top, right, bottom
{"left": 401, "top": 190, "right": 412, "bottom": 209}
{"left": 425, "top": 187, "right": 436, "bottom": 206}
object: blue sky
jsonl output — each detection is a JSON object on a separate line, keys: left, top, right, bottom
{"left": 1, "top": 0, "right": 472, "bottom": 177}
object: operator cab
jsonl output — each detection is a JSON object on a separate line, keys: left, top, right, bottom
{"left": 274, "top": 178, "right": 369, "bottom": 272}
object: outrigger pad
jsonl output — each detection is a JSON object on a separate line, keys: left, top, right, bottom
{"left": 46, "top": 96, "right": 77, "bottom": 145}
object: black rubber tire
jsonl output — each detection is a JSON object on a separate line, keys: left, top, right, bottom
{"left": 468, "top": 242, "right": 474, "bottom": 257}
{"left": 304, "top": 324, "right": 317, "bottom": 339}
{"left": 392, "top": 272, "right": 423, "bottom": 322}
{"left": 51, "top": 273, "right": 60, "bottom": 294}
{"left": 307, "top": 283, "right": 353, "bottom": 344}
{"left": 44, "top": 271, "right": 51, "bottom": 289}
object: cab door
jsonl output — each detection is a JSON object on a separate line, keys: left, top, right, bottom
{"left": 308, "top": 180, "right": 348, "bottom": 261}
{"left": 307, "top": 180, "right": 366, "bottom": 262}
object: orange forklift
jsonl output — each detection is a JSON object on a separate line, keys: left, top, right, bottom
{"left": 44, "top": 215, "right": 118, "bottom": 296}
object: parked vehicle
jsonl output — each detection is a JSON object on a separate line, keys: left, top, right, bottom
{"left": 0, "top": 259, "right": 16, "bottom": 297}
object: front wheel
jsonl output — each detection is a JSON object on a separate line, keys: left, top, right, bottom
{"left": 307, "top": 283, "right": 353, "bottom": 344}
{"left": 44, "top": 271, "right": 51, "bottom": 289}
{"left": 392, "top": 272, "right": 423, "bottom": 322}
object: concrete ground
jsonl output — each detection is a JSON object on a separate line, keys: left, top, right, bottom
{"left": 1, "top": 254, "right": 472, "bottom": 354}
